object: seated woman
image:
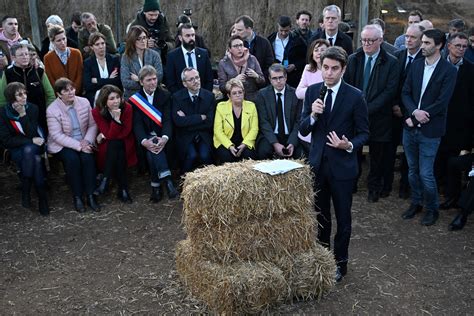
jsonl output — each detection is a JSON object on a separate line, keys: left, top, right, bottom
{"left": 0, "top": 82, "right": 49, "bottom": 216}
{"left": 213, "top": 78, "right": 258, "bottom": 163}
{"left": 83, "top": 32, "right": 122, "bottom": 106}
{"left": 46, "top": 78, "right": 100, "bottom": 213}
{"left": 92, "top": 85, "right": 136, "bottom": 203}
{"left": 121, "top": 25, "right": 163, "bottom": 99}
{"left": 217, "top": 35, "right": 265, "bottom": 103}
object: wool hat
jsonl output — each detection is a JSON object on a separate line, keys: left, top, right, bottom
{"left": 143, "top": 0, "right": 160, "bottom": 12}
{"left": 45, "top": 15, "right": 64, "bottom": 27}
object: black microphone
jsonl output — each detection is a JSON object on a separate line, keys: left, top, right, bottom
{"left": 313, "top": 85, "right": 327, "bottom": 118}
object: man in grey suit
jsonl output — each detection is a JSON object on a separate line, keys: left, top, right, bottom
{"left": 256, "top": 64, "right": 303, "bottom": 159}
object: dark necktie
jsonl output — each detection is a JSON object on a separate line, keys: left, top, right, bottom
{"left": 192, "top": 95, "right": 198, "bottom": 105}
{"left": 323, "top": 89, "right": 333, "bottom": 121}
{"left": 187, "top": 52, "right": 194, "bottom": 68}
{"left": 405, "top": 55, "right": 414, "bottom": 75}
{"left": 276, "top": 92, "right": 285, "bottom": 139}
{"left": 363, "top": 56, "right": 373, "bottom": 92}
{"left": 328, "top": 37, "right": 334, "bottom": 46}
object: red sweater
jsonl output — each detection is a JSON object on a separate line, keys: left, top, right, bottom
{"left": 44, "top": 48, "right": 83, "bottom": 94}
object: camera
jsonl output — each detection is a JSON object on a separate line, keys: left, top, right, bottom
{"left": 183, "top": 8, "right": 192, "bottom": 16}
{"left": 148, "top": 28, "right": 168, "bottom": 50}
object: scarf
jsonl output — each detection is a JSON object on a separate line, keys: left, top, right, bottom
{"left": 0, "top": 31, "right": 21, "bottom": 48}
{"left": 5, "top": 103, "right": 28, "bottom": 121}
{"left": 54, "top": 47, "right": 71, "bottom": 65}
{"left": 229, "top": 48, "right": 250, "bottom": 73}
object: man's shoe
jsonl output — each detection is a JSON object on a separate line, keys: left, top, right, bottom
{"left": 165, "top": 177, "right": 179, "bottom": 199}
{"left": 150, "top": 186, "right": 163, "bottom": 203}
{"left": 87, "top": 195, "right": 101, "bottom": 212}
{"left": 440, "top": 198, "right": 457, "bottom": 210}
{"left": 117, "top": 189, "right": 133, "bottom": 204}
{"left": 380, "top": 190, "right": 390, "bottom": 198}
{"left": 335, "top": 263, "right": 347, "bottom": 283}
{"left": 448, "top": 211, "right": 468, "bottom": 231}
{"left": 74, "top": 196, "right": 86, "bottom": 213}
{"left": 367, "top": 191, "right": 379, "bottom": 203}
{"left": 402, "top": 204, "right": 422, "bottom": 219}
{"left": 421, "top": 210, "right": 439, "bottom": 226}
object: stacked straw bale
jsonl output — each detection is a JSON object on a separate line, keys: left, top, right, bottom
{"left": 176, "top": 160, "right": 336, "bottom": 313}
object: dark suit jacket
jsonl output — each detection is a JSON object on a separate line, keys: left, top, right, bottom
{"left": 394, "top": 49, "right": 424, "bottom": 108}
{"left": 401, "top": 57, "right": 457, "bottom": 138}
{"left": 83, "top": 53, "right": 122, "bottom": 106}
{"left": 309, "top": 31, "right": 353, "bottom": 55}
{"left": 344, "top": 47, "right": 399, "bottom": 141}
{"left": 256, "top": 84, "right": 302, "bottom": 146}
{"left": 248, "top": 34, "right": 275, "bottom": 78}
{"left": 164, "top": 47, "right": 213, "bottom": 94}
{"left": 300, "top": 81, "right": 369, "bottom": 180}
{"left": 267, "top": 31, "right": 307, "bottom": 88}
{"left": 441, "top": 59, "right": 474, "bottom": 150}
{"left": 171, "top": 88, "right": 216, "bottom": 158}
{"left": 132, "top": 88, "right": 172, "bottom": 143}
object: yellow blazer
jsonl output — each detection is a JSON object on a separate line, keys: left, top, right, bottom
{"left": 213, "top": 100, "right": 259, "bottom": 149}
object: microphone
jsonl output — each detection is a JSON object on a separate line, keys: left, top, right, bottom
{"left": 312, "top": 85, "right": 327, "bottom": 119}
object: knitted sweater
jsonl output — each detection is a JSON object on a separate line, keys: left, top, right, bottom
{"left": 44, "top": 48, "right": 83, "bottom": 94}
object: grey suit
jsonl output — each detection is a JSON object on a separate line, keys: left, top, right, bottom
{"left": 255, "top": 84, "right": 302, "bottom": 159}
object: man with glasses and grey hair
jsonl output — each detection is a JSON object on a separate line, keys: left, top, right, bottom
{"left": 309, "top": 4, "right": 353, "bottom": 55}
{"left": 344, "top": 24, "right": 399, "bottom": 202}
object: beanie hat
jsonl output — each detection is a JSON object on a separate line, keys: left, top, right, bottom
{"left": 45, "top": 15, "right": 64, "bottom": 27}
{"left": 143, "top": 0, "right": 160, "bottom": 12}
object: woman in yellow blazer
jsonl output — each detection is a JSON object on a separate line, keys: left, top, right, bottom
{"left": 213, "top": 78, "right": 258, "bottom": 163}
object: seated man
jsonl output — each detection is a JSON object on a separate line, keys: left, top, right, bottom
{"left": 130, "top": 65, "right": 179, "bottom": 203}
{"left": 256, "top": 64, "right": 302, "bottom": 159}
{"left": 172, "top": 67, "right": 215, "bottom": 173}
{"left": 78, "top": 12, "right": 117, "bottom": 57}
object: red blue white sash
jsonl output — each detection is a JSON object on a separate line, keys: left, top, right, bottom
{"left": 10, "top": 120, "right": 24, "bottom": 135}
{"left": 129, "top": 92, "right": 162, "bottom": 127}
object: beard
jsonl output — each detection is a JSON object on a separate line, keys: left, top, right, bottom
{"left": 182, "top": 40, "right": 196, "bottom": 50}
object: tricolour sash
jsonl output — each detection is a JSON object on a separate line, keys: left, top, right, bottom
{"left": 129, "top": 92, "right": 162, "bottom": 127}
{"left": 10, "top": 120, "right": 24, "bottom": 135}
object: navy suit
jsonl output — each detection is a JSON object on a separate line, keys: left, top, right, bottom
{"left": 164, "top": 47, "right": 213, "bottom": 94}
{"left": 300, "top": 80, "right": 369, "bottom": 263}
{"left": 171, "top": 88, "right": 216, "bottom": 172}
{"left": 83, "top": 54, "right": 122, "bottom": 106}
{"left": 309, "top": 31, "right": 354, "bottom": 55}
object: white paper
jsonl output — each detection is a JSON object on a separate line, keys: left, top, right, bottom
{"left": 253, "top": 160, "right": 304, "bottom": 175}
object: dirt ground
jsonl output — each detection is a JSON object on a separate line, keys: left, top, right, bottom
{"left": 0, "top": 160, "right": 472, "bottom": 314}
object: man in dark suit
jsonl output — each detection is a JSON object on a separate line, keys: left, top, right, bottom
{"left": 401, "top": 29, "right": 457, "bottom": 226}
{"left": 386, "top": 24, "right": 425, "bottom": 199}
{"left": 256, "top": 64, "right": 302, "bottom": 159}
{"left": 344, "top": 24, "right": 399, "bottom": 202}
{"left": 437, "top": 33, "right": 474, "bottom": 210}
{"left": 309, "top": 5, "right": 353, "bottom": 55}
{"left": 234, "top": 15, "right": 275, "bottom": 79}
{"left": 300, "top": 46, "right": 369, "bottom": 282}
{"left": 131, "top": 65, "right": 179, "bottom": 202}
{"left": 164, "top": 23, "right": 213, "bottom": 94}
{"left": 171, "top": 67, "right": 215, "bottom": 173}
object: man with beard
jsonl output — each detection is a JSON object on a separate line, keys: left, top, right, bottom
{"left": 164, "top": 23, "right": 213, "bottom": 94}
{"left": 293, "top": 10, "right": 313, "bottom": 46}
{"left": 78, "top": 12, "right": 116, "bottom": 58}
{"left": 0, "top": 16, "right": 22, "bottom": 73}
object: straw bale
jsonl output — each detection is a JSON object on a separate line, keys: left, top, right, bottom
{"left": 176, "top": 239, "right": 288, "bottom": 314}
{"left": 181, "top": 160, "right": 314, "bottom": 229}
{"left": 188, "top": 212, "right": 317, "bottom": 263}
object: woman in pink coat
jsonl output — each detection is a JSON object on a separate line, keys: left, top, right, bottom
{"left": 47, "top": 77, "right": 100, "bottom": 213}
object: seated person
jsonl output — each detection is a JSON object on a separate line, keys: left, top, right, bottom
{"left": 171, "top": 67, "right": 215, "bottom": 173}
{"left": 130, "top": 65, "right": 178, "bottom": 203}
{"left": 92, "top": 85, "right": 137, "bottom": 203}
{"left": 256, "top": 64, "right": 303, "bottom": 159}
{"left": 213, "top": 78, "right": 258, "bottom": 163}
{"left": 46, "top": 78, "right": 100, "bottom": 213}
{"left": 0, "top": 82, "right": 49, "bottom": 216}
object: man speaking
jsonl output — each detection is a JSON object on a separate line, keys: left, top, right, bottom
{"left": 300, "top": 46, "right": 369, "bottom": 282}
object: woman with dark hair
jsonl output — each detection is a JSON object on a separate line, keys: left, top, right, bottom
{"left": 47, "top": 78, "right": 100, "bottom": 213}
{"left": 0, "top": 82, "right": 49, "bottom": 215}
{"left": 217, "top": 35, "right": 265, "bottom": 103}
{"left": 120, "top": 25, "right": 163, "bottom": 99}
{"left": 83, "top": 32, "right": 122, "bottom": 106}
{"left": 92, "top": 85, "right": 136, "bottom": 203}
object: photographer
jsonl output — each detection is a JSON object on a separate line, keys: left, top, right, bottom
{"left": 129, "top": 0, "right": 174, "bottom": 64}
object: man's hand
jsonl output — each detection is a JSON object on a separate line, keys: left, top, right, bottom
{"left": 177, "top": 110, "right": 186, "bottom": 117}
{"left": 285, "top": 144, "right": 294, "bottom": 157}
{"left": 392, "top": 105, "right": 403, "bottom": 118}
{"left": 286, "top": 64, "right": 296, "bottom": 72}
{"left": 413, "top": 109, "right": 430, "bottom": 124}
{"left": 273, "top": 143, "right": 286, "bottom": 157}
{"left": 143, "top": 137, "right": 160, "bottom": 154}
{"left": 311, "top": 98, "right": 324, "bottom": 118}
{"left": 326, "top": 131, "right": 351, "bottom": 150}
{"left": 405, "top": 117, "right": 415, "bottom": 127}
{"left": 147, "top": 38, "right": 156, "bottom": 48}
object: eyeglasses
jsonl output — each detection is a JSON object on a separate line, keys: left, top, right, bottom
{"left": 136, "top": 36, "right": 148, "bottom": 42}
{"left": 185, "top": 76, "right": 200, "bottom": 83}
{"left": 230, "top": 90, "right": 244, "bottom": 96}
{"left": 270, "top": 76, "right": 286, "bottom": 81}
{"left": 360, "top": 38, "right": 380, "bottom": 45}
{"left": 15, "top": 91, "right": 27, "bottom": 97}
{"left": 453, "top": 44, "right": 468, "bottom": 50}
{"left": 231, "top": 43, "right": 244, "bottom": 48}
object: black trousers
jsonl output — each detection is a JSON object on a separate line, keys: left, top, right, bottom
{"left": 56, "top": 148, "right": 96, "bottom": 197}
{"left": 256, "top": 134, "right": 303, "bottom": 160}
{"left": 216, "top": 146, "right": 256, "bottom": 163}
{"left": 367, "top": 141, "right": 391, "bottom": 193}
{"left": 444, "top": 154, "right": 473, "bottom": 200}
{"left": 103, "top": 140, "right": 128, "bottom": 189}
{"left": 384, "top": 120, "right": 409, "bottom": 192}
{"left": 435, "top": 148, "right": 460, "bottom": 191}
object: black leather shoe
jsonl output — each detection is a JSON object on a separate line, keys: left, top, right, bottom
{"left": 402, "top": 204, "right": 422, "bottom": 219}
{"left": 117, "top": 189, "right": 133, "bottom": 204}
{"left": 440, "top": 198, "right": 457, "bottom": 210}
{"left": 335, "top": 263, "right": 347, "bottom": 283}
{"left": 150, "top": 186, "right": 163, "bottom": 203}
{"left": 165, "top": 177, "right": 179, "bottom": 199}
{"left": 448, "top": 211, "right": 467, "bottom": 231}
{"left": 93, "top": 177, "right": 109, "bottom": 196}
{"left": 380, "top": 190, "right": 390, "bottom": 198}
{"left": 87, "top": 195, "right": 101, "bottom": 212}
{"left": 421, "top": 210, "right": 439, "bottom": 226}
{"left": 74, "top": 196, "right": 86, "bottom": 213}
{"left": 367, "top": 191, "right": 379, "bottom": 203}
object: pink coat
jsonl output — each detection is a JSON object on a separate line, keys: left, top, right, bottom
{"left": 46, "top": 96, "right": 97, "bottom": 153}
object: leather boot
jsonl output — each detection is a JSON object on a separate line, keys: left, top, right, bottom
{"left": 150, "top": 186, "right": 163, "bottom": 203}
{"left": 36, "top": 185, "right": 50, "bottom": 216}
{"left": 402, "top": 204, "right": 423, "bottom": 219}
{"left": 87, "top": 195, "right": 101, "bottom": 212}
{"left": 74, "top": 196, "right": 86, "bottom": 213}
{"left": 93, "top": 177, "right": 109, "bottom": 196}
{"left": 164, "top": 177, "right": 179, "bottom": 199}
{"left": 449, "top": 209, "right": 468, "bottom": 231}
{"left": 21, "top": 177, "right": 32, "bottom": 208}
{"left": 117, "top": 189, "right": 133, "bottom": 204}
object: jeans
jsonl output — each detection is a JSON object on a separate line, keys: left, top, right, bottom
{"left": 10, "top": 144, "right": 45, "bottom": 187}
{"left": 182, "top": 140, "right": 213, "bottom": 173}
{"left": 146, "top": 149, "right": 171, "bottom": 187}
{"left": 403, "top": 128, "right": 441, "bottom": 211}
{"left": 56, "top": 148, "right": 96, "bottom": 196}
